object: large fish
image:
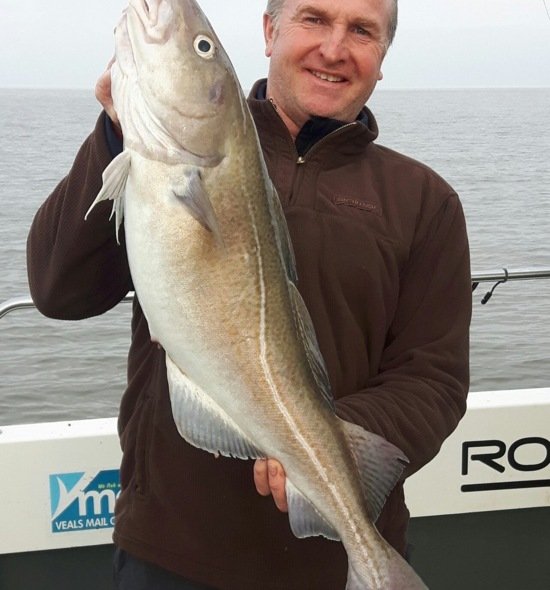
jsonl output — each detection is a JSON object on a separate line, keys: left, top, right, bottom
{"left": 87, "top": 1, "right": 428, "bottom": 588}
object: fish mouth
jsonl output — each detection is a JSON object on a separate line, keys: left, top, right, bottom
{"left": 114, "top": 3, "right": 169, "bottom": 78}
{"left": 127, "top": 0, "right": 174, "bottom": 45}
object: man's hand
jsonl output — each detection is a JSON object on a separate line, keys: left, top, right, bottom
{"left": 253, "top": 458, "right": 288, "bottom": 512}
{"left": 95, "top": 57, "right": 121, "bottom": 130}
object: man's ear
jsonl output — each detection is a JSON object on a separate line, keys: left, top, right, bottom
{"left": 263, "top": 13, "right": 276, "bottom": 58}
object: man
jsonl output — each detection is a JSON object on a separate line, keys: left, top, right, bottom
{"left": 27, "top": 0, "right": 471, "bottom": 588}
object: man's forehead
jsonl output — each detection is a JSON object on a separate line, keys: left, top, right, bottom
{"left": 282, "top": 0, "right": 391, "bottom": 21}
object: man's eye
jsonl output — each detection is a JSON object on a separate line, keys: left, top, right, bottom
{"left": 304, "top": 16, "right": 322, "bottom": 25}
{"left": 354, "top": 26, "right": 370, "bottom": 37}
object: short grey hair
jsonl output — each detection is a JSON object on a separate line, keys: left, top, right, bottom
{"left": 265, "top": 0, "right": 285, "bottom": 26}
{"left": 265, "top": 0, "right": 398, "bottom": 49}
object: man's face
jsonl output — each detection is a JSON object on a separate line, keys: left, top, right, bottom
{"left": 264, "top": 0, "right": 390, "bottom": 137}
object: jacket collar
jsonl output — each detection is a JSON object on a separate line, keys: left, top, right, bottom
{"left": 247, "top": 79, "right": 379, "bottom": 158}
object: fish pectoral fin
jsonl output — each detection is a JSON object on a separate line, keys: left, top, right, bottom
{"left": 341, "top": 419, "right": 409, "bottom": 522}
{"left": 285, "top": 478, "right": 340, "bottom": 541}
{"left": 288, "top": 283, "right": 334, "bottom": 411}
{"left": 85, "top": 150, "right": 131, "bottom": 244}
{"left": 166, "top": 355, "right": 262, "bottom": 460}
{"left": 173, "top": 168, "right": 224, "bottom": 248}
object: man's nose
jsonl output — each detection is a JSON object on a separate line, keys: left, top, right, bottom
{"left": 319, "top": 27, "right": 349, "bottom": 63}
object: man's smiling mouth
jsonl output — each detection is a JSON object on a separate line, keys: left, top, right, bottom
{"left": 310, "top": 70, "right": 346, "bottom": 83}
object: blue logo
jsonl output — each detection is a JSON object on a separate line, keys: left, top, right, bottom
{"left": 49, "top": 470, "right": 121, "bottom": 533}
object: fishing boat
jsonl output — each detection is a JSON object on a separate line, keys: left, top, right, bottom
{"left": 1, "top": 269, "right": 549, "bottom": 589}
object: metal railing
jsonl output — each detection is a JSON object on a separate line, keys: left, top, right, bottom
{"left": 470, "top": 268, "right": 550, "bottom": 304}
{"left": 0, "top": 293, "right": 135, "bottom": 320}
{"left": 1, "top": 268, "right": 550, "bottom": 319}
{"left": 471, "top": 268, "right": 550, "bottom": 284}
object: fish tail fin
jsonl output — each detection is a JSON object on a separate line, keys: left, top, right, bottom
{"left": 346, "top": 549, "right": 429, "bottom": 590}
{"left": 339, "top": 421, "right": 429, "bottom": 588}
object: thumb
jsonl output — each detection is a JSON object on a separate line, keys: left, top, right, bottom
{"left": 95, "top": 57, "right": 120, "bottom": 128}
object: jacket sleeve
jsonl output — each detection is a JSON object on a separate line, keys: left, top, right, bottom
{"left": 335, "top": 193, "right": 471, "bottom": 477}
{"left": 27, "top": 112, "right": 132, "bottom": 320}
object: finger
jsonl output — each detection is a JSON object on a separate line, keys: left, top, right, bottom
{"left": 95, "top": 59, "right": 113, "bottom": 102}
{"left": 267, "top": 459, "right": 288, "bottom": 513}
{"left": 95, "top": 58, "right": 120, "bottom": 127}
{"left": 253, "top": 459, "right": 271, "bottom": 496}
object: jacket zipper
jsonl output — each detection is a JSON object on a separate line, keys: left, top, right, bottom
{"left": 297, "top": 121, "right": 359, "bottom": 164}
{"left": 267, "top": 99, "right": 358, "bottom": 165}
{"left": 268, "top": 99, "right": 359, "bottom": 205}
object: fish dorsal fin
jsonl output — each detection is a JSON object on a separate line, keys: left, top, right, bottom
{"left": 340, "top": 419, "right": 409, "bottom": 522}
{"left": 85, "top": 150, "right": 131, "bottom": 244}
{"left": 288, "top": 282, "right": 334, "bottom": 411}
{"left": 173, "top": 168, "right": 224, "bottom": 248}
{"left": 266, "top": 181, "right": 297, "bottom": 283}
{"left": 166, "top": 355, "right": 263, "bottom": 460}
{"left": 286, "top": 478, "right": 340, "bottom": 541}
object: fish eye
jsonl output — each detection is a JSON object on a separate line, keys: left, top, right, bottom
{"left": 194, "top": 35, "right": 216, "bottom": 60}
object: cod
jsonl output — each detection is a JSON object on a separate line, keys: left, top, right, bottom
{"left": 88, "top": 1, "right": 428, "bottom": 588}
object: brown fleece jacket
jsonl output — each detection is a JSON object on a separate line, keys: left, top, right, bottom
{"left": 27, "top": 82, "right": 471, "bottom": 590}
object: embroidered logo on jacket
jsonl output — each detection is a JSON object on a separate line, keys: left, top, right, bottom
{"left": 333, "top": 196, "right": 381, "bottom": 215}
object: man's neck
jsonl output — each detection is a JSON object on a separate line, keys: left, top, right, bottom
{"left": 256, "top": 81, "right": 368, "bottom": 156}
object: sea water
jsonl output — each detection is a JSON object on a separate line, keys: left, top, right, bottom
{"left": 1, "top": 87, "right": 549, "bottom": 425}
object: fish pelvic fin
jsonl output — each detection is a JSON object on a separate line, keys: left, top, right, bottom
{"left": 173, "top": 168, "right": 225, "bottom": 249}
{"left": 166, "top": 355, "right": 262, "bottom": 460}
{"left": 85, "top": 150, "right": 131, "bottom": 244}
{"left": 341, "top": 419, "right": 408, "bottom": 523}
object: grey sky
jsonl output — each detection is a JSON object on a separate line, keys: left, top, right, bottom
{"left": 1, "top": 0, "right": 549, "bottom": 90}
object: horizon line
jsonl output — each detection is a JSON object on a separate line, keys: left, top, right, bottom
{"left": 1, "top": 84, "right": 549, "bottom": 92}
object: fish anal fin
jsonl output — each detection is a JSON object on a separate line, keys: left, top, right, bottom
{"left": 85, "top": 150, "right": 131, "bottom": 244}
{"left": 341, "top": 419, "right": 409, "bottom": 522}
{"left": 173, "top": 168, "right": 224, "bottom": 248}
{"left": 286, "top": 478, "right": 340, "bottom": 541}
{"left": 166, "top": 355, "right": 262, "bottom": 460}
